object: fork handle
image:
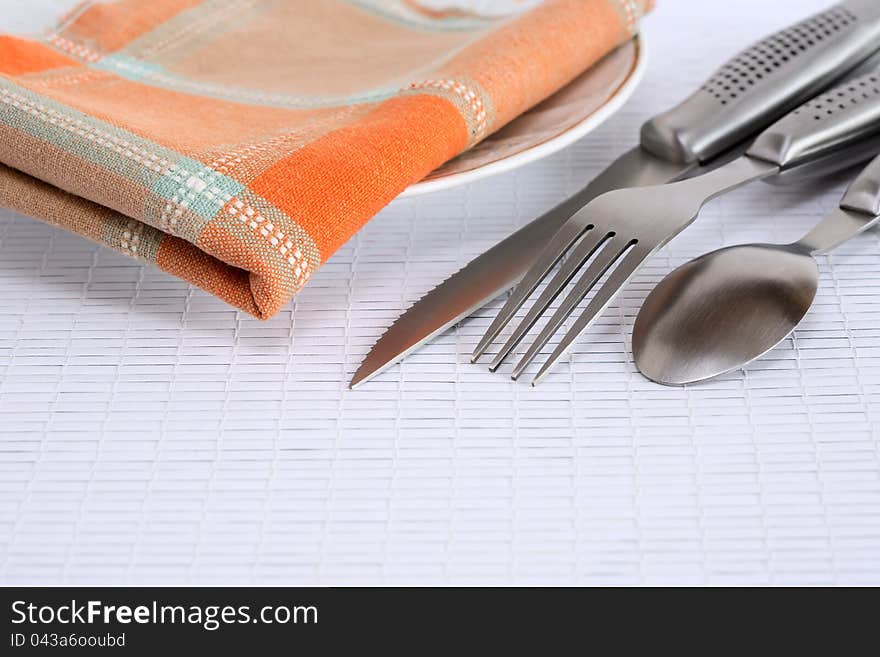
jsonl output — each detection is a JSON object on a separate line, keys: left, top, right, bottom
{"left": 641, "top": 0, "right": 880, "bottom": 165}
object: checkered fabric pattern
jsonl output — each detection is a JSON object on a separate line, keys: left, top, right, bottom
{"left": 0, "top": 0, "right": 651, "bottom": 318}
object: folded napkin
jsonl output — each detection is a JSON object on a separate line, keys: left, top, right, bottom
{"left": 0, "top": 0, "right": 652, "bottom": 318}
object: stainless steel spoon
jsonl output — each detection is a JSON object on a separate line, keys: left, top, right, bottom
{"left": 632, "top": 154, "right": 880, "bottom": 386}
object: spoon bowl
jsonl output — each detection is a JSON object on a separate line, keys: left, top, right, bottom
{"left": 632, "top": 243, "right": 819, "bottom": 385}
{"left": 633, "top": 154, "right": 880, "bottom": 386}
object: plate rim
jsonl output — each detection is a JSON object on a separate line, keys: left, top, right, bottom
{"left": 399, "top": 32, "right": 648, "bottom": 199}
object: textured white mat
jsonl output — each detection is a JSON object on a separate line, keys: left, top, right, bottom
{"left": 1, "top": 0, "right": 879, "bottom": 585}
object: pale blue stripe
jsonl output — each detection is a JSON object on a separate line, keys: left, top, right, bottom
{"left": 150, "top": 157, "right": 245, "bottom": 221}
{"left": 0, "top": 79, "right": 249, "bottom": 226}
{"left": 92, "top": 54, "right": 402, "bottom": 109}
{"left": 0, "top": 78, "right": 179, "bottom": 190}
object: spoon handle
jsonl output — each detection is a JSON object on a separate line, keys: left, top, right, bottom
{"left": 799, "top": 154, "right": 880, "bottom": 254}
{"left": 841, "top": 151, "right": 880, "bottom": 216}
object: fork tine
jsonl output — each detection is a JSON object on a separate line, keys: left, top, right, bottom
{"left": 472, "top": 220, "right": 588, "bottom": 362}
{"left": 489, "top": 229, "right": 612, "bottom": 371}
{"left": 530, "top": 245, "right": 652, "bottom": 386}
{"left": 510, "top": 235, "right": 633, "bottom": 380}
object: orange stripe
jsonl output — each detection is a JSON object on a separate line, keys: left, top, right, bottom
{"left": 0, "top": 36, "right": 78, "bottom": 76}
{"left": 248, "top": 94, "right": 468, "bottom": 258}
{"left": 196, "top": 217, "right": 297, "bottom": 320}
{"left": 156, "top": 236, "right": 261, "bottom": 317}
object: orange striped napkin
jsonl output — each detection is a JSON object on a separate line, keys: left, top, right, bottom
{"left": 0, "top": 0, "right": 652, "bottom": 318}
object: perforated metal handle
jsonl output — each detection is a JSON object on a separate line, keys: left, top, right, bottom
{"left": 641, "top": 0, "right": 880, "bottom": 165}
{"left": 841, "top": 152, "right": 880, "bottom": 215}
{"left": 747, "top": 72, "right": 880, "bottom": 170}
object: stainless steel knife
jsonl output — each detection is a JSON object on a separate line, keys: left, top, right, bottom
{"left": 350, "top": 0, "right": 880, "bottom": 388}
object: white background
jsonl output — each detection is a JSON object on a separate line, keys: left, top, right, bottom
{"left": 1, "top": 0, "right": 879, "bottom": 585}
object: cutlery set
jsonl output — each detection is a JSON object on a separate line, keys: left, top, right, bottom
{"left": 352, "top": 0, "right": 880, "bottom": 389}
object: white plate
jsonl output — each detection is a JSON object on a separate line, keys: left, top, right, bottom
{"left": 401, "top": 33, "right": 647, "bottom": 198}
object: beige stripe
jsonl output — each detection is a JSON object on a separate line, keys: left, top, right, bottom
{"left": 0, "top": 122, "right": 150, "bottom": 222}
{"left": 101, "top": 215, "right": 163, "bottom": 262}
{"left": 405, "top": 75, "right": 495, "bottom": 146}
{"left": 609, "top": 0, "right": 641, "bottom": 36}
{"left": 202, "top": 104, "right": 374, "bottom": 184}
{"left": 0, "top": 161, "right": 162, "bottom": 265}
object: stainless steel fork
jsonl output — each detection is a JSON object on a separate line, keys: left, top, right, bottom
{"left": 476, "top": 72, "right": 880, "bottom": 385}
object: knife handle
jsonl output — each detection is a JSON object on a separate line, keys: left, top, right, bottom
{"left": 841, "top": 150, "right": 880, "bottom": 215}
{"left": 747, "top": 72, "right": 880, "bottom": 171}
{"left": 641, "top": 0, "right": 880, "bottom": 165}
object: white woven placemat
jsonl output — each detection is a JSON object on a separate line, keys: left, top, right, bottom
{"left": 1, "top": 0, "right": 878, "bottom": 585}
